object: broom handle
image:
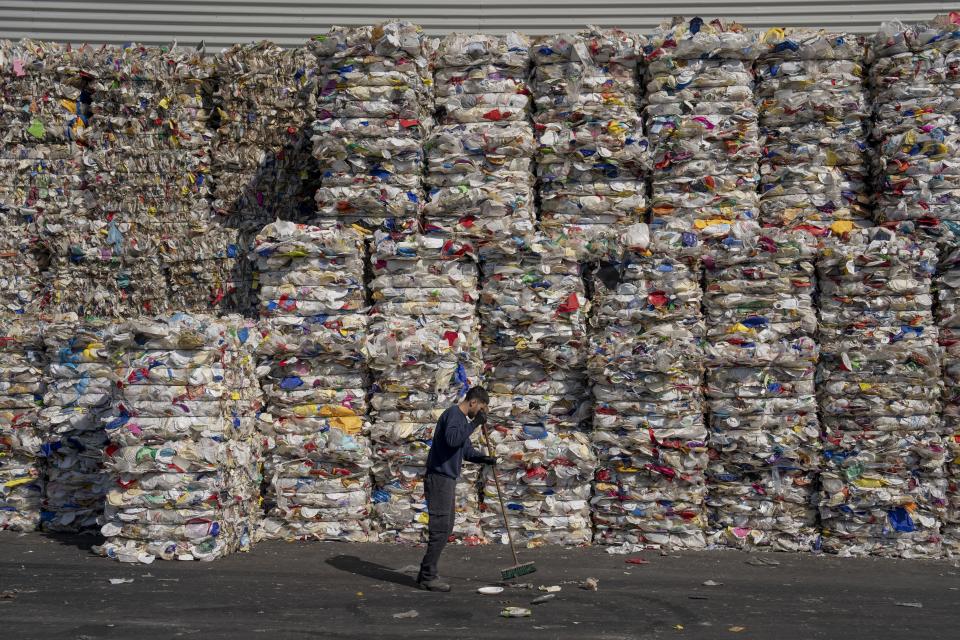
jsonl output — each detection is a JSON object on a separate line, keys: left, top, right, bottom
{"left": 481, "top": 425, "right": 521, "bottom": 568}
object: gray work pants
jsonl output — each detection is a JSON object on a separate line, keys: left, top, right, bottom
{"left": 417, "top": 473, "right": 457, "bottom": 582}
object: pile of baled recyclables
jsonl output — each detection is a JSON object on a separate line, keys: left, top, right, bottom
{"left": 1, "top": 15, "right": 960, "bottom": 563}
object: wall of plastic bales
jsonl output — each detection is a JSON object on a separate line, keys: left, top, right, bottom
{"left": 1, "top": 15, "right": 960, "bottom": 564}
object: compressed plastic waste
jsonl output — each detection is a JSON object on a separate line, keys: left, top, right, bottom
{"left": 251, "top": 221, "right": 373, "bottom": 542}
{"left": 869, "top": 16, "right": 960, "bottom": 242}
{"left": 645, "top": 18, "right": 760, "bottom": 246}
{"left": 589, "top": 224, "right": 708, "bottom": 549}
{"left": 0, "top": 320, "right": 45, "bottom": 531}
{"left": 310, "top": 22, "right": 431, "bottom": 233}
{"left": 425, "top": 33, "right": 536, "bottom": 241}
{"left": 756, "top": 29, "right": 870, "bottom": 231}
{"left": 478, "top": 234, "right": 595, "bottom": 546}
{"left": 703, "top": 224, "right": 821, "bottom": 551}
{"left": 531, "top": 28, "right": 648, "bottom": 260}
{"left": 39, "top": 318, "right": 115, "bottom": 532}
{"left": 95, "top": 314, "right": 264, "bottom": 563}
{"left": 212, "top": 42, "right": 317, "bottom": 235}
{"left": 365, "top": 230, "right": 485, "bottom": 543}
{"left": 940, "top": 232, "right": 960, "bottom": 555}
{"left": 817, "top": 228, "right": 945, "bottom": 557}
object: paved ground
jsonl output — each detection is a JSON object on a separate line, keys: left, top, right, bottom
{"left": 0, "top": 534, "right": 958, "bottom": 639}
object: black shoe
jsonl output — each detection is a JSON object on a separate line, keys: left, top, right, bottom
{"left": 416, "top": 578, "right": 451, "bottom": 592}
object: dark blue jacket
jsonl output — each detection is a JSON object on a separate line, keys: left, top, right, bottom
{"left": 426, "top": 405, "right": 485, "bottom": 479}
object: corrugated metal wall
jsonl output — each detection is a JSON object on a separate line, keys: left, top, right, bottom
{"left": 0, "top": 1, "right": 955, "bottom": 50}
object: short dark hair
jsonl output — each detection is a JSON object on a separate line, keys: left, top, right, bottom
{"left": 465, "top": 386, "right": 489, "bottom": 404}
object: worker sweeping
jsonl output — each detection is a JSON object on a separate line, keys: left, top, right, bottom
{"left": 416, "top": 386, "right": 495, "bottom": 592}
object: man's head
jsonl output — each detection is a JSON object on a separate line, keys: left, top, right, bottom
{"left": 461, "top": 386, "right": 489, "bottom": 419}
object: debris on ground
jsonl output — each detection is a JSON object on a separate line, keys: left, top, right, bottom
{"left": 500, "top": 607, "right": 532, "bottom": 618}
{"left": 580, "top": 577, "right": 599, "bottom": 591}
{"left": 392, "top": 610, "right": 419, "bottom": 619}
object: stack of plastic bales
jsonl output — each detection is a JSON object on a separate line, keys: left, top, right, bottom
{"left": 424, "top": 33, "right": 536, "bottom": 241}
{"left": 0, "top": 39, "right": 88, "bottom": 223}
{"left": 365, "top": 230, "right": 485, "bottom": 543}
{"left": 478, "top": 234, "right": 596, "bottom": 546}
{"left": 39, "top": 319, "right": 115, "bottom": 533}
{"left": 531, "top": 28, "right": 648, "bottom": 260}
{"left": 645, "top": 18, "right": 761, "bottom": 246}
{"left": 703, "top": 225, "right": 821, "bottom": 551}
{"left": 588, "top": 224, "right": 708, "bottom": 549}
{"left": 817, "top": 228, "right": 946, "bottom": 557}
{"left": 0, "top": 320, "right": 45, "bottom": 531}
{"left": 938, "top": 233, "right": 960, "bottom": 555}
{"left": 212, "top": 42, "right": 317, "bottom": 234}
{"left": 251, "top": 220, "right": 373, "bottom": 542}
{"left": 869, "top": 17, "right": 960, "bottom": 242}
{"left": 755, "top": 29, "right": 870, "bottom": 232}
{"left": 310, "top": 22, "right": 431, "bottom": 233}
{"left": 96, "top": 315, "right": 264, "bottom": 563}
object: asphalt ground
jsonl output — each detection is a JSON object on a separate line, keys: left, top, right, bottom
{"left": 1, "top": 534, "right": 959, "bottom": 640}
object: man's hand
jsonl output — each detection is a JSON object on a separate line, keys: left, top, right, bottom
{"left": 471, "top": 410, "right": 487, "bottom": 427}
{"left": 474, "top": 455, "right": 497, "bottom": 466}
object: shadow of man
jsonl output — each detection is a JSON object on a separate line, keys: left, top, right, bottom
{"left": 326, "top": 554, "right": 420, "bottom": 589}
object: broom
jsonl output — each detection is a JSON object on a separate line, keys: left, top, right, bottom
{"left": 480, "top": 422, "right": 536, "bottom": 581}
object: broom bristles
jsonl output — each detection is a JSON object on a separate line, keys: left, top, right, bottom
{"left": 500, "top": 562, "right": 537, "bottom": 580}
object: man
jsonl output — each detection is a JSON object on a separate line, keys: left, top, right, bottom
{"left": 417, "top": 386, "right": 495, "bottom": 592}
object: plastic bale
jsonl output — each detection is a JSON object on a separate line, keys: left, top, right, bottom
{"left": 39, "top": 317, "right": 117, "bottom": 533}
{"left": 425, "top": 32, "right": 536, "bottom": 242}
{"left": 869, "top": 16, "right": 960, "bottom": 243}
{"left": 755, "top": 29, "right": 870, "bottom": 231}
{"left": 939, "top": 231, "right": 960, "bottom": 554}
{"left": 211, "top": 43, "right": 317, "bottom": 231}
{"left": 364, "top": 229, "right": 486, "bottom": 544}
{"left": 0, "top": 320, "right": 45, "bottom": 531}
{"left": 817, "top": 228, "right": 945, "bottom": 557}
{"left": 588, "top": 223, "right": 709, "bottom": 550}
{"left": 645, "top": 18, "right": 760, "bottom": 248}
{"left": 309, "top": 22, "right": 431, "bottom": 234}
{"left": 478, "top": 233, "right": 595, "bottom": 546}
{"left": 250, "top": 220, "right": 374, "bottom": 542}
{"left": 94, "top": 314, "right": 265, "bottom": 563}
{"left": 531, "top": 28, "right": 649, "bottom": 260}
{"left": 703, "top": 225, "right": 821, "bottom": 552}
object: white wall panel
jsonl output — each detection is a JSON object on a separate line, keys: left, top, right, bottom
{"left": 0, "top": 1, "right": 955, "bottom": 50}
